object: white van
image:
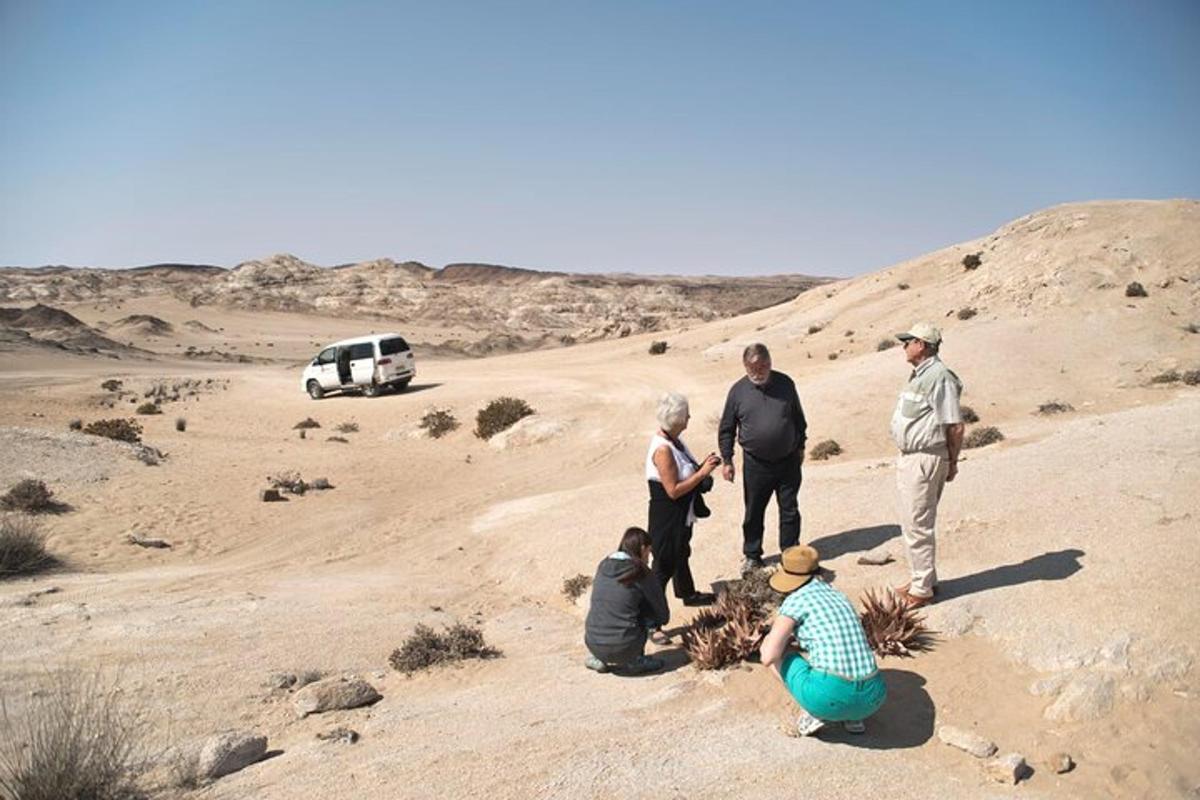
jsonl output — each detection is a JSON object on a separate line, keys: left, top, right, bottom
{"left": 301, "top": 333, "right": 416, "bottom": 399}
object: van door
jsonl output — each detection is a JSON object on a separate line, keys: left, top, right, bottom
{"left": 315, "top": 347, "right": 340, "bottom": 389}
{"left": 348, "top": 341, "right": 376, "bottom": 385}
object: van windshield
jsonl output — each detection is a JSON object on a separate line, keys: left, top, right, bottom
{"left": 379, "top": 337, "right": 410, "bottom": 356}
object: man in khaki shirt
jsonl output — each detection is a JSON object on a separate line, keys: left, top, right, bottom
{"left": 890, "top": 322, "right": 964, "bottom": 608}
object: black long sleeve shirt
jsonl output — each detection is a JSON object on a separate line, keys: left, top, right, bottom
{"left": 718, "top": 371, "right": 807, "bottom": 462}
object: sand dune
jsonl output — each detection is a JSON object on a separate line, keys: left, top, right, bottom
{"left": 0, "top": 199, "right": 1198, "bottom": 798}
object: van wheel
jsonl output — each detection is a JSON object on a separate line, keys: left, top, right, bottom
{"left": 362, "top": 381, "right": 381, "bottom": 398}
{"left": 307, "top": 381, "right": 324, "bottom": 400}
{"left": 395, "top": 379, "right": 411, "bottom": 392}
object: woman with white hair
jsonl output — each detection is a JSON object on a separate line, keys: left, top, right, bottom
{"left": 646, "top": 391, "right": 722, "bottom": 640}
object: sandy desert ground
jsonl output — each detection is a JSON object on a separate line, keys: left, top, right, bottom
{"left": 1, "top": 199, "right": 1198, "bottom": 799}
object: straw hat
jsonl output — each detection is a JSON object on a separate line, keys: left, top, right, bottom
{"left": 769, "top": 545, "right": 820, "bottom": 594}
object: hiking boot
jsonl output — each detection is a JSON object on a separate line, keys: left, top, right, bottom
{"left": 740, "top": 556, "right": 765, "bottom": 577}
{"left": 897, "top": 588, "right": 934, "bottom": 609}
{"left": 843, "top": 720, "right": 866, "bottom": 735}
{"left": 584, "top": 655, "right": 609, "bottom": 673}
{"left": 795, "top": 711, "right": 825, "bottom": 737}
{"left": 624, "top": 655, "right": 664, "bottom": 675}
{"left": 682, "top": 592, "right": 716, "bottom": 607}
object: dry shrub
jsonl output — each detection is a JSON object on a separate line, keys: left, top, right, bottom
{"left": 0, "top": 670, "right": 148, "bottom": 800}
{"left": 68, "top": 419, "right": 82, "bottom": 431}
{"left": 327, "top": 436, "right": 349, "bottom": 444}
{"left": 859, "top": 588, "right": 933, "bottom": 657}
{"left": 419, "top": 409, "right": 459, "bottom": 439}
{"left": 561, "top": 574, "right": 591, "bottom": 601}
{"left": 1150, "top": 369, "right": 1180, "bottom": 384}
{"left": 1037, "top": 401, "right": 1075, "bottom": 415}
{"left": 474, "top": 397, "right": 534, "bottom": 440}
{"left": 956, "top": 307, "right": 977, "bottom": 321}
{"left": 809, "top": 440, "right": 842, "bottom": 461}
{"left": 720, "top": 570, "right": 782, "bottom": 615}
{"left": 876, "top": 338, "right": 897, "bottom": 351}
{"left": 960, "top": 405, "right": 980, "bottom": 424}
{"left": 648, "top": 341, "right": 668, "bottom": 355}
{"left": 0, "top": 516, "right": 56, "bottom": 578}
{"left": 135, "top": 403, "right": 161, "bottom": 416}
{"left": 293, "top": 417, "right": 321, "bottom": 430}
{"left": 1, "top": 480, "right": 56, "bottom": 514}
{"left": 1184, "top": 323, "right": 1199, "bottom": 334}
{"left": 388, "top": 623, "right": 501, "bottom": 675}
{"left": 335, "top": 422, "right": 359, "bottom": 434}
{"left": 964, "top": 426, "right": 1004, "bottom": 449}
{"left": 807, "top": 323, "right": 824, "bottom": 335}
{"left": 827, "top": 352, "right": 839, "bottom": 360}
{"left": 1184, "top": 370, "right": 1200, "bottom": 386}
{"left": 682, "top": 593, "right": 769, "bottom": 670}
{"left": 962, "top": 253, "right": 982, "bottom": 270}
{"left": 174, "top": 418, "right": 186, "bottom": 433}
{"left": 897, "top": 282, "right": 910, "bottom": 290}
{"left": 100, "top": 379, "right": 123, "bottom": 392}
{"left": 83, "top": 419, "right": 142, "bottom": 444}
{"left": 268, "top": 471, "right": 308, "bottom": 494}
{"left": 1125, "top": 281, "right": 1148, "bottom": 298}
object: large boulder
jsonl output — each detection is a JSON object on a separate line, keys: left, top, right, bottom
{"left": 197, "top": 730, "right": 267, "bottom": 780}
{"left": 293, "top": 677, "right": 381, "bottom": 717}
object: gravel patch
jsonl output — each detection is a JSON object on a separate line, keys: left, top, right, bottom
{"left": 0, "top": 426, "right": 140, "bottom": 487}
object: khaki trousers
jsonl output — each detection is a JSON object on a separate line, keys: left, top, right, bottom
{"left": 896, "top": 451, "right": 949, "bottom": 598}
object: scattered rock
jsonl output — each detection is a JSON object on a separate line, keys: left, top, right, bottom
{"left": 1046, "top": 752, "right": 1074, "bottom": 774}
{"left": 856, "top": 548, "right": 894, "bottom": 566}
{"left": 1029, "top": 673, "right": 1069, "bottom": 697}
{"left": 985, "top": 752, "right": 1030, "bottom": 784}
{"left": 1120, "top": 680, "right": 1152, "bottom": 703}
{"left": 293, "top": 677, "right": 381, "bottom": 717}
{"left": 1145, "top": 650, "right": 1193, "bottom": 683}
{"left": 937, "top": 725, "right": 997, "bottom": 758}
{"left": 311, "top": 477, "right": 332, "bottom": 490}
{"left": 125, "top": 533, "right": 171, "bottom": 549}
{"left": 1093, "top": 632, "right": 1133, "bottom": 670}
{"left": 266, "top": 672, "right": 297, "bottom": 690}
{"left": 1044, "top": 673, "right": 1115, "bottom": 722}
{"left": 197, "top": 730, "right": 268, "bottom": 780}
{"left": 316, "top": 726, "right": 360, "bottom": 744}
{"left": 260, "top": 488, "right": 283, "bottom": 502}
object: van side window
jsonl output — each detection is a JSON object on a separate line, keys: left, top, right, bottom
{"left": 348, "top": 342, "right": 374, "bottom": 361}
{"left": 379, "top": 337, "right": 410, "bottom": 356}
{"left": 316, "top": 348, "right": 336, "bottom": 364}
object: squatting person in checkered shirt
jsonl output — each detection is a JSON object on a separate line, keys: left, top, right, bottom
{"left": 759, "top": 545, "right": 886, "bottom": 736}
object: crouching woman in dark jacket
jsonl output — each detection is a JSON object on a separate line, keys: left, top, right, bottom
{"left": 584, "top": 527, "right": 671, "bottom": 674}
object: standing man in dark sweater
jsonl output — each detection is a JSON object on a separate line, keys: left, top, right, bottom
{"left": 719, "top": 343, "right": 807, "bottom": 576}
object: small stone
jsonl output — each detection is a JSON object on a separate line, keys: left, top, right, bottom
{"left": 856, "top": 548, "right": 894, "bottom": 566}
{"left": 293, "top": 677, "right": 381, "bottom": 717}
{"left": 937, "top": 725, "right": 997, "bottom": 758}
{"left": 1044, "top": 673, "right": 1116, "bottom": 722}
{"left": 197, "top": 730, "right": 268, "bottom": 779}
{"left": 316, "top": 726, "right": 360, "bottom": 744}
{"left": 311, "top": 477, "right": 332, "bottom": 490}
{"left": 266, "top": 672, "right": 297, "bottom": 690}
{"left": 1046, "top": 752, "right": 1074, "bottom": 774}
{"left": 985, "top": 752, "right": 1030, "bottom": 784}
{"left": 260, "top": 488, "right": 282, "bottom": 502}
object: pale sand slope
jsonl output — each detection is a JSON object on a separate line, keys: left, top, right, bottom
{"left": 1, "top": 199, "right": 1198, "bottom": 799}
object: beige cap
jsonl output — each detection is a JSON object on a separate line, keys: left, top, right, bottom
{"left": 896, "top": 321, "right": 942, "bottom": 345}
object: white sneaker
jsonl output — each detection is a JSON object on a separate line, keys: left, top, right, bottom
{"left": 795, "top": 711, "right": 825, "bottom": 737}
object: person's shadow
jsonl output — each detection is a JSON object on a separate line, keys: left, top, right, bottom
{"left": 820, "top": 669, "right": 935, "bottom": 749}
{"left": 807, "top": 524, "right": 901, "bottom": 561}
{"left": 938, "top": 549, "right": 1085, "bottom": 601}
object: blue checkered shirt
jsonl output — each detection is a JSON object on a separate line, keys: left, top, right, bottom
{"left": 778, "top": 579, "right": 878, "bottom": 680}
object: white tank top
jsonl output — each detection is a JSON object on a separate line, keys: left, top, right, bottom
{"left": 646, "top": 432, "right": 698, "bottom": 526}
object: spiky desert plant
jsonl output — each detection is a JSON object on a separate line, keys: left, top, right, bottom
{"left": 680, "top": 608, "right": 737, "bottom": 670}
{"left": 682, "top": 592, "right": 770, "bottom": 670}
{"left": 859, "top": 588, "right": 934, "bottom": 657}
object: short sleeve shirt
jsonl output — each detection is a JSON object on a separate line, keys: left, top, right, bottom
{"left": 890, "top": 356, "right": 963, "bottom": 453}
{"left": 778, "top": 579, "right": 878, "bottom": 680}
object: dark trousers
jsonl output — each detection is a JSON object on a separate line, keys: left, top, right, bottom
{"left": 650, "top": 523, "right": 697, "bottom": 600}
{"left": 741, "top": 451, "right": 802, "bottom": 559}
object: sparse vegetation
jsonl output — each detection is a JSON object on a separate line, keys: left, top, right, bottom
{"left": 1, "top": 480, "right": 57, "bottom": 514}
{"left": 1037, "top": 401, "right": 1075, "bottom": 415}
{"left": 135, "top": 402, "right": 161, "bottom": 416}
{"left": 293, "top": 417, "right": 321, "bottom": 430}
{"left": 388, "top": 623, "right": 501, "bottom": 674}
{"left": 807, "top": 323, "right": 824, "bottom": 335}
{"left": 827, "top": 352, "right": 838, "bottom": 360}
{"left": 1125, "top": 282, "right": 1148, "bottom": 298}
{"left": 719, "top": 570, "right": 782, "bottom": 615}
{"left": 648, "top": 341, "right": 668, "bottom": 355}
{"left": 809, "top": 440, "right": 843, "bottom": 461}
{"left": 859, "top": 588, "right": 933, "bottom": 657}
{"left": 419, "top": 409, "right": 459, "bottom": 439}
{"left": 876, "top": 338, "right": 897, "bottom": 351}
{"left": 964, "top": 426, "right": 1005, "bottom": 449}
{"left": 1150, "top": 369, "right": 1181, "bottom": 384}
{"left": 681, "top": 593, "right": 768, "bottom": 670}
{"left": 334, "top": 422, "right": 359, "bottom": 434}
{"left": 1184, "top": 370, "right": 1200, "bottom": 386}
{"left": 268, "top": 471, "right": 308, "bottom": 494}
{"left": 474, "top": 397, "right": 535, "bottom": 440}
{"left": 327, "top": 436, "right": 349, "bottom": 444}
{"left": 175, "top": 418, "right": 186, "bottom": 432}
{"left": 83, "top": 419, "right": 142, "bottom": 444}
{"left": 962, "top": 252, "right": 982, "bottom": 270}
{"left": 0, "top": 670, "right": 147, "bottom": 800}
{"left": 843, "top": 330, "right": 854, "bottom": 337}
{"left": 0, "top": 516, "right": 55, "bottom": 578}
{"left": 100, "top": 379, "right": 123, "bottom": 392}
{"left": 1184, "top": 323, "right": 1199, "bottom": 335}
{"left": 956, "top": 307, "right": 977, "bottom": 320}
{"left": 897, "top": 282, "right": 910, "bottom": 291}
{"left": 68, "top": 419, "right": 82, "bottom": 431}
{"left": 561, "top": 574, "right": 591, "bottom": 601}
{"left": 960, "top": 405, "right": 980, "bottom": 424}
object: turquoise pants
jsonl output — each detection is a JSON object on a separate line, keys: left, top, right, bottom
{"left": 781, "top": 653, "right": 887, "bottom": 722}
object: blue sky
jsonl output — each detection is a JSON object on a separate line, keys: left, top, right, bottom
{"left": 2, "top": 1, "right": 1197, "bottom": 276}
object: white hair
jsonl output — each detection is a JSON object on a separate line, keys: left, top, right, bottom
{"left": 656, "top": 391, "right": 689, "bottom": 432}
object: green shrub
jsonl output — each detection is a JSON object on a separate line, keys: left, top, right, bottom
{"left": 562, "top": 574, "right": 591, "bottom": 600}
{"left": 83, "top": 419, "right": 142, "bottom": 444}
{"left": 809, "top": 440, "right": 842, "bottom": 461}
{"left": 962, "top": 253, "right": 982, "bottom": 270}
{"left": 648, "top": 341, "right": 668, "bottom": 355}
{"left": 964, "top": 426, "right": 1004, "bottom": 449}
{"left": 0, "top": 516, "right": 55, "bottom": 578}
{"left": 419, "top": 409, "right": 459, "bottom": 439}
{"left": 474, "top": 397, "right": 534, "bottom": 440}
{"left": 388, "top": 623, "right": 501, "bottom": 674}
{"left": 1, "top": 480, "right": 56, "bottom": 514}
